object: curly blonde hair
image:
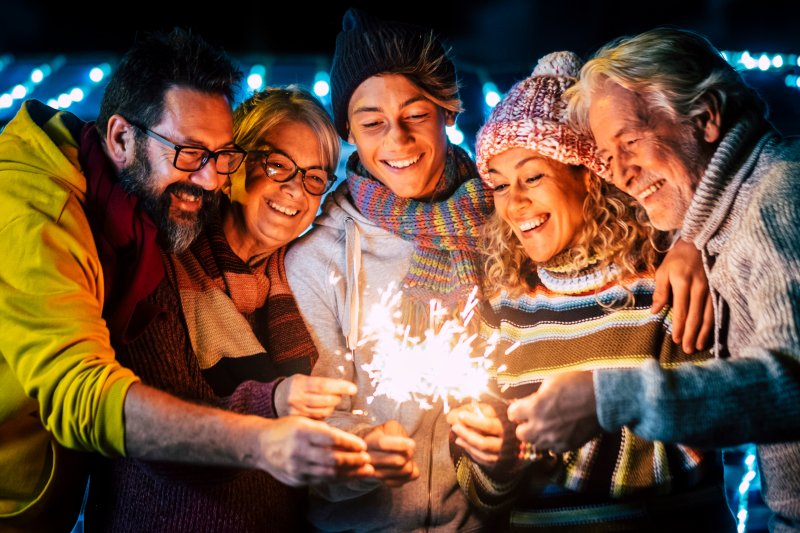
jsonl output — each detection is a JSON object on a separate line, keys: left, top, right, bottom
{"left": 482, "top": 170, "right": 665, "bottom": 304}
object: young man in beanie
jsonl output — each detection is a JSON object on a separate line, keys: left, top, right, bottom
{"left": 446, "top": 50, "right": 734, "bottom": 531}
{"left": 286, "top": 7, "right": 495, "bottom": 532}
{"left": 0, "top": 28, "right": 370, "bottom": 533}
{"left": 511, "top": 27, "right": 800, "bottom": 532}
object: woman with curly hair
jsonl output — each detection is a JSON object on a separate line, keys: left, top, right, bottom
{"left": 446, "top": 52, "right": 736, "bottom": 531}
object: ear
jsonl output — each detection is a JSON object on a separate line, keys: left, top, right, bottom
{"left": 346, "top": 121, "right": 355, "bottom": 144}
{"left": 444, "top": 110, "right": 456, "bottom": 127}
{"left": 105, "top": 115, "right": 137, "bottom": 170}
{"left": 694, "top": 92, "right": 722, "bottom": 143}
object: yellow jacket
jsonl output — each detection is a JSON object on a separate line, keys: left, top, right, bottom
{"left": 0, "top": 100, "right": 138, "bottom": 531}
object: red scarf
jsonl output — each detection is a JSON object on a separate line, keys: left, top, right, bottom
{"left": 78, "top": 122, "right": 165, "bottom": 344}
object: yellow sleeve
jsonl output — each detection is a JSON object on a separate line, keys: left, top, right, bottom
{"left": 0, "top": 196, "right": 139, "bottom": 457}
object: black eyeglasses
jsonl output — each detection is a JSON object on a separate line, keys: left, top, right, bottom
{"left": 127, "top": 120, "right": 246, "bottom": 175}
{"left": 248, "top": 149, "right": 335, "bottom": 196}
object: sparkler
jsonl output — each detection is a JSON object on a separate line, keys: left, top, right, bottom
{"left": 358, "top": 282, "right": 502, "bottom": 413}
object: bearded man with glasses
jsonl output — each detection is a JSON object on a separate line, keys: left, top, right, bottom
{"left": 0, "top": 28, "right": 370, "bottom": 533}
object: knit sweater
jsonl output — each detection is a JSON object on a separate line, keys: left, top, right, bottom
{"left": 84, "top": 226, "right": 313, "bottom": 532}
{"left": 452, "top": 264, "right": 730, "bottom": 530}
{"left": 285, "top": 182, "right": 486, "bottom": 532}
{"left": 594, "top": 119, "right": 800, "bottom": 532}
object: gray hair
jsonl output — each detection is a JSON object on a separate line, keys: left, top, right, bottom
{"left": 568, "top": 27, "right": 766, "bottom": 134}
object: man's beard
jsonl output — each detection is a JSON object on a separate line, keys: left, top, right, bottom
{"left": 118, "top": 146, "right": 218, "bottom": 253}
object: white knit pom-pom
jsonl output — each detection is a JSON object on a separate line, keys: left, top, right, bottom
{"left": 532, "top": 51, "right": 583, "bottom": 78}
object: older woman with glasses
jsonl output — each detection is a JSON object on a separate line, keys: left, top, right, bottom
{"left": 85, "top": 86, "right": 365, "bottom": 532}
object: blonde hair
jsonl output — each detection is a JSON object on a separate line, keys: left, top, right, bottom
{"left": 233, "top": 85, "right": 340, "bottom": 170}
{"left": 482, "top": 170, "right": 663, "bottom": 304}
{"left": 567, "top": 27, "right": 765, "bottom": 135}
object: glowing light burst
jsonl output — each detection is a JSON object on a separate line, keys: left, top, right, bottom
{"left": 359, "top": 283, "right": 499, "bottom": 412}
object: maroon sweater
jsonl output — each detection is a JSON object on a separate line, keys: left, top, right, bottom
{"left": 84, "top": 223, "right": 316, "bottom": 532}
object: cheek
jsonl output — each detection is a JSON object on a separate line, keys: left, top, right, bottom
{"left": 492, "top": 195, "right": 511, "bottom": 222}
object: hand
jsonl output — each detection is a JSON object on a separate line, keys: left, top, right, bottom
{"left": 446, "top": 403, "right": 504, "bottom": 468}
{"left": 652, "top": 237, "right": 714, "bottom": 353}
{"left": 507, "top": 371, "right": 601, "bottom": 453}
{"left": 274, "top": 374, "right": 357, "bottom": 419}
{"left": 362, "top": 420, "right": 420, "bottom": 487}
{"left": 257, "top": 416, "right": 373, "bottom": 487}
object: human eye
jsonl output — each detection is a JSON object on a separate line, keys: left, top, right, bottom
{"left": 492, "top": 182, "right": 509, "bottom": 194}
{"left": 266, "top": 153, "right": 291, "bottom": 170}
{"left": 306, "top": 171, "right": 328, "bottom": 186}
{"left": 358, "top": 115, "right": 384, "bottom": 130}
{"left": 525, "top": 174, "right": 544, "bottom": 187}
{"left": 176, "top": 147, "right": 208, "bottom": 168}
{"left": 405, "top": 111, "right": 430, "bottom": 122}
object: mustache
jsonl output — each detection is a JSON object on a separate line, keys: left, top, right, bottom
{"left": 165, "top": 181, "right": 210, "bottom": 200}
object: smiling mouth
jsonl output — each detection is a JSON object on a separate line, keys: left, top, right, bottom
{"left": 637, "top": 179, "right": 666, "bottom": 202}
{"left": 383, "top": 154, "right": 422, "bottom": 169}
{"left": 268, "top": 200, "right": 299, "bottom": 216}
{"left": 169, "top": 186, "right": 204, "bottom": 212}
{"left": 519, "top": 214, "right": 549, "bottom": 232}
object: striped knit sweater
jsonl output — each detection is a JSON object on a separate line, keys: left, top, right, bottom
{"left": 452, "top": 262, "right": 720, "bottom": 523}
{"left": 595, "top": 119, "right": 800, "bottom": 532}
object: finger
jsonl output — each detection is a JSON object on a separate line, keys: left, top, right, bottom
{"left": 302, "top": 461, "right": 375, "bottom": 483}
{"left": 455, "top": 437, "right": 500, "bottom": 467}
{"left": 515, "top": 421, "right": 537, "bottom": 444}
{"left": 458, "top": 411, "right": 502, "bottom": 437}
{"left": 681, "top": 281, "right": 709, "bottom": 353}
{"left": 696, "top": 295, "right": 714, "bottom": 351}
{"left": 304, "top": 377, "right": 357, "bottom": 396}
{"left": 369, "top": 450, "right": 415, "bottom": 469}
{"left": 292, "top": 393, "right": 347, "bottom": 409}
{"left": 446, "top": 406, "right": 469, "bottom": 426}
{"left": 372, "top": 458, "right": 418, "bottom": 479}
{"left": 668, "top": 278, "right": 690, "bottom": 345}
{"left": 507, "top": 396, "right": 533, "bottom": 423}
{"left": 452, "top": 424, "right": 501, "bottom": 454}
{"left": 651, "top": 264, "right": 671, "bottom": 314}
{"left": 380, "top": 420, "right": 408, "bottom": 437}
{"left": 306, "top": 422, "right": 367, "bottom": 452}
{"left": 368, "top": 435, "right": 416, "bottom": 456}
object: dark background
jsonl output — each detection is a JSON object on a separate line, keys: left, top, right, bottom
{"left": 4, "top": 0, "right": 800, "bottom": 66}
{"left": 2, "top": 0, "right": 799, "bottom": 142}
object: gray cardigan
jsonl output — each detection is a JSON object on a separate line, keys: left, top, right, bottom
{"left": 594, "top": 118, "right": 800, "bottom": 532}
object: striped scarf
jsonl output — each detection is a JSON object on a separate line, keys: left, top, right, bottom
{"left": 170, "top": 211, "right": 317, "bottom": 396}
{"left": 347, "top": 144, "right": 493, "bottom": 324}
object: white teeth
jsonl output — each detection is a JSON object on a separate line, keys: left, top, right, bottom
{"left": 268, "top": 200, "right": 298, "bottom": 216}
{"left": 637, "top": 179, "right": 666, "bottom": 201}
{"left": 385, "top": 155, "right": 421, "bottom": 169}
{"left": 174, "top": 190, "right": 200, "bottom": 202}
{"left": 519, "top": 214, "right": 548, "bottom": 232}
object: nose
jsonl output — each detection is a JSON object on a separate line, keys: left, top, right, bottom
{"left": 384, "top": 120, "right": 412, "bottom": 148}
{"left": 190, "top": 159, "right": 224, "bottom": 191}
{"left": 509, "top": 182, "right": 530, "bottom": 210}
{"left": 612, "top": 152, "right": 639, "bottom": 192}
{"left": 280, "top": 170, "right": 304, "bottom": 196}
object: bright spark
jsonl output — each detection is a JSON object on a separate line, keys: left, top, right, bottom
{"left": 359, "top": 282, "right": 498, "bottom": 412}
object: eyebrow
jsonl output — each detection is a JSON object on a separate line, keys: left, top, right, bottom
{"left": 351, "top": 94, "right": 429, "bottom": 115}
{"left": 169, "top": 131, "right": 236, "bottom": 150}
{"left": 488, "top": 154, "right": 547, "bottom": 175}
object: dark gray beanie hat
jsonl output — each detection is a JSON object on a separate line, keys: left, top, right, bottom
{"left": 330, "top": 8, "right": 459, "bottom": 140}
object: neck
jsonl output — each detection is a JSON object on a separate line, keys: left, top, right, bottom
{"left": 222, "top": 203, "right": 275, "bottom": 264}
